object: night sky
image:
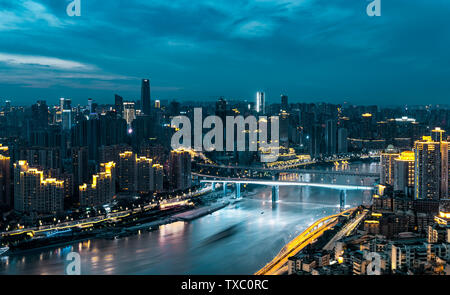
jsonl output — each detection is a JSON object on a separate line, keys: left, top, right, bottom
{"left": 1, "top": 0, "right": 450, "bottom": 106}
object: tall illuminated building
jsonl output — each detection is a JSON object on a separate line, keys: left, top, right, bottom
{"left": 414, "top": 129, "right": 449, "bottom": 200}
{"left": 393, "top": 151, "right": 415, "bottom": 195}
{"left": 14, "top": 161, "right": 64, "bottom": 214}
{"left": 115, "top": 94, "right": 124, "bottom": 117}
{"left": 256, "top": 91, "right": 265, "bottom": 114}
{"left": 118, "top": 151, "right": 137, "bottom": 192}
{"left": 141, "top": 79, "right": 151, "bottom": 115}
{"left": 380, "top": 145, "right": 399, "bottom": 186}
{"left": 123, "top": 101, "right": 136, "bottom": 127}
{"left": 169, "top": 149, "right": 191, "bottom": 191}
{"left": 79, "top": 162, "right": 116, "bottom": 207}
{"left": 61, "top": 98, "right": 72, "bottom": 130}
{"left": 136, "top": 156, "right": 154, "bottom": 194}
{"left": 0, "top": 145, "right": 10, "bottom": 208}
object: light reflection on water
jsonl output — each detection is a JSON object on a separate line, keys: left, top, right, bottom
{"left": 0, "top": 162, "right": 379, "bottom": 275}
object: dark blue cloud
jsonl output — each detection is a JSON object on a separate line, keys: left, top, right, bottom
{"left": 0, "top": 0, "right": 449, "bottom": 106}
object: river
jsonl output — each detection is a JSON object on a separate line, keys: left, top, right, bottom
{"left": 0, "top": 162, "right": 379, "bottom": 275}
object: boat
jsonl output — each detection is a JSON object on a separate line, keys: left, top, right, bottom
{"left": 0, "top": 246, "right": 9, "bottom": 256}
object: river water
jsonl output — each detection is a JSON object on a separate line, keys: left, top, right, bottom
{"left": 0, "top": 162, "right": 379, "bottom": 275}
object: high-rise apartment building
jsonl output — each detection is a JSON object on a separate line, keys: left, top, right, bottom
{"left": 115, "top": 94, "right": 124, "bottom": 117}
{"left": 14, "top": 161, "right": 64, "bottom": 214}
{"left": 0, "top": 144, "right": 11, "bottom": 208}
{"left": 414, "top": 129, "right": 449, "bottom": 200}
{"left": 79, "top": 162, "right": 116, "bottom": 207}
{"left": 380, "top": 145, "right": 400, "bottom": 186}
{"left": 169, "top": 149, "right": 191, "bottom": 191}
{"left": 337, "top": 128, "right": 348, "bottom": 154}
{"left": 325, "top": 120, "right": 337, "bottom": 155}
{"left": 118, "top": 151, "right": 137, "bottom": 192}
{"left": 393, "top": 151, "right": 415, "bottom": 195}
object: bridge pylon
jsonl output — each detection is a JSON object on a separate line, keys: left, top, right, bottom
{"left": 211, "top": 182, "right": 216, "bottom": 191}
{"left": 272, "top": 185, "right": 280, "bottom": 203}
{"left": 235, "top": 183, "right": 241, "bottom": 199}
{"left": 223, "top": 182, "right": 227, "bottom": 197}
{"left": 340, "top": 190, "right": 347, "bottom": 212}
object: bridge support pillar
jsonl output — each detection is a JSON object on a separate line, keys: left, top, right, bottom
{"left": 272, "top": 185, "right": 279, "bottom": 203}
{"left": 340, "top": 190, "right": 347, "bottom": 212}
{"left": 235, "top": 183, "right": 241, "bottom": 199}
{"left": 223, "top": 182, "right": 227, "bottom": 197}
{"left": 211, "top": 182, "right": 216, "bottom": 191}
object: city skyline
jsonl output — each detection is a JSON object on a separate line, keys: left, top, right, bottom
{"left": 1, "top": 0, "right": 450, "bottom": 105}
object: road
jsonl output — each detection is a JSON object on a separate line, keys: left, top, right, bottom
{"left": 323, "top": 210, "right": 368, "bottom": 251}
{"left": 255, "top": 208, "right": 355, "bottom": 275}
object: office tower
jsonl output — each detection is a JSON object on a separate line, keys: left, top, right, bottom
{"left": 393, "top": 151, "right": 415, "bottom": 196}
{"left": 380, "top": 145, "right": 400, "bottom": 185}
{"left": 123, "top": 101, "right": 136, "bottom": 126}
{"left": 169, "top": 149, "right": 191, "bottom": 191}
{"left": 256, "top": 91, "right": 265, "bottom": 114}
{"left": 337, "top": 128, "right": 348, "bottom": 154}
{"left": 114, "top": 94, "right": 124, "bottom": 117}
{"left": 0, "top": 145, "right": 11, "bottom": 208}
{"left": 281, "top": 95, "right": 288, "bottom": 111}
{"left": 79, "top": 162, "right": 115, "bottom": 207}
{"left": 414, "top": 130, "right": 449, "bottom": 200}
{"left": 325, "top": 120, "right": 337, "bottom": 156}
{"left": 61, "top": 98, "right": 72, "bottom": 130}
{"left": 141, "top": 79, "right": 151, "bottom": 115}
{"left": 14, "top": 161, "right": 64, "bottom": 215}
{"left": 118, "top": 151, "right": 137, "bottom": 192}
{"left": 155, "top": 100, "right": 161, "bottom": 109}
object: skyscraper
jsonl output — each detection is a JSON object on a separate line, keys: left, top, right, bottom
{"left": 256, "top": 92, "right": 265, "bottom": 114}
{"left": 115, "top": 94, "right": 124, "bottom": 117}
{"left": 141, "top": 79, "right": 151, "bottom": 115}
{"left": 61, "top": 98, "right": 72, "bottom": 130}
{"left": 0, "top": 145, "right": 10, "bottom": 208}
{"left": 393, "top": 151, "right": 415, "bottom": 196}
{"left": 325, "top": 120, "right": 337, "bottom": 155}
{"left": 337, "top": 128, "right": 348, "bottom": 154}
{"left": 414, "top": 130, "right": 449, "bottom": 200}
{"left": 169, "top": 149, "right": 191, "bottom": 191}
{"left": 380, "top": 145, "right": 400, "bottom": 186}
{"left": 79, "top": 162, "right": 116, "bottom": 207}
{"left": 281, "top": 95, "right": 288, "bottom": 111}
{"left": 14, "top": 161, "right": 64, "bottom": 215}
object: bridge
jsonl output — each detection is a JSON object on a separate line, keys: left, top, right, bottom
{"left": 255, "top": 208, "right": 356, "bottom": 275}
{"left": 195, "top": 163, "right": 379, "bottom": 177}
{"left": 197, "top": 174, "right": 375, "bottom": 211}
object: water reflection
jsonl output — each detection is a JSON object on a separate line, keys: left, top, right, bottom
{"left": 0, "top": 162, "right": 378, "bottom": 275}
